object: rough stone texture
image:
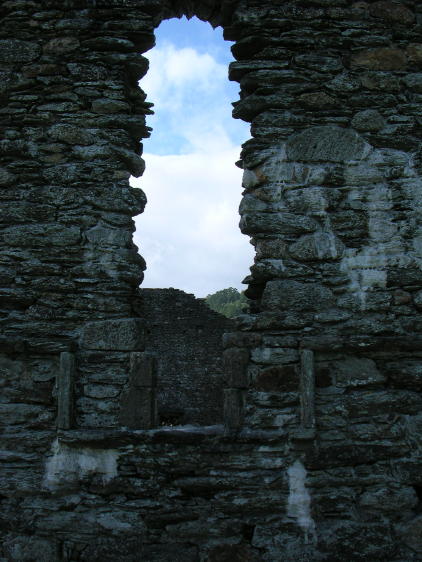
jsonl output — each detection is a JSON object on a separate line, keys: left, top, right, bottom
{"left": 1, "top": 0, "right": 422, "bottom": 560}
{"left": 139, "top": 289, "right": 233, "bottom": 425}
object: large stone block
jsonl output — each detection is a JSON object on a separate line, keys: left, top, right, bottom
{"left": 80, "top": 318, "right": 145, "bottom": 351}
{"left": 350, "top": 48, "right": 407, "bottom": 71}
{"left": 240, "top": 211, "right": 318, "bottom": 235}
{"left": 286, "top": 126, "right": 369, "bottom": 163}
{"left": 261, "top": 279, "right": 335, "bottom": 311}
{"left": 289, "top": 232, "right": 345, "bottom": 261}
{"left": 0, "top": 40, "right": 40, "bottom": 63}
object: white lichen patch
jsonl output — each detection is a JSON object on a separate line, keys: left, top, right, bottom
{"left": 341, "top": 174, "right": 422, "bottom": 308}
{"left": 44, "top": 438, "right": 118, "bottom": 491}
{"left": 287, "top": 459, "right": 317, "bottom": 544}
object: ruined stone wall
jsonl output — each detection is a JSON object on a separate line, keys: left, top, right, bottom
{"left": 1, "top": 0, "right": 422, "bottom": 560}
{"left": 140, "top": 288, "right": 234, "bottom": 425}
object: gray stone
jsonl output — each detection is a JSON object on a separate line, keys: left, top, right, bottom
{"left": 57, "top": 352, "right": 75, "bottom": 430}
{"left": 224, "top": 388, "right": 245, "bottom": 431}
{"left": 326, "top": 72, "right": 361, "bottom": 92}
{"left": 251, "top": 347, "right": 298, "bottom": 365}
{"left": 129, "top": 352, "right": 156, "bottom": 388}
{"left": 92, "top": 99, "right": 131, "bottom": 114}
{"left": 86, "top": 224, "right": 132, "bottom": 247}
{"left": 48, "top": 124, "right": 95, "bottom": 145}
{"left": 223, "top": 348, "right": 249, "bottom": 388}
{"left": 399, "top": 515, "right": 422, "bottom": 553}
{"left": 0, "top": 40, "right": 40, "bottom": 63}
{"left": 240, "top": 211, "right": 318, "bottom": 235}
{"left": 403, "top": 73, "right": 422, "bottom": 93}
{"left": 80, "top": 319, "right": 145, "bottom": 351}
{"left": 261, "top": 279, "right": 335, "bottom": 311}
{"left": 413, "top": 290, "right": 422, "bottom": 309}
{"left": 289, "top": 232, "right": 345, "bottom": 261}
{"left": 352, "top": 109, "right": 385, "bottom": 132}
{"left": 43, "top": 37, "right": 80, "bottom": 55}
{"left": 286, "top": 126, "right": 370, "bottom": 162}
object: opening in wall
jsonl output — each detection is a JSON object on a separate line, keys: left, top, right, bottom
{"left": 127, "top": 16, "right": 252, "bottom": 427}
{"left": 130, "top": 15, "right": 253, "bottom": 298}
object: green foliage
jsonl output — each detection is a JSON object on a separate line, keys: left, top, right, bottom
{"left": 205, "top": 287, "right": 248, "bottom": 318}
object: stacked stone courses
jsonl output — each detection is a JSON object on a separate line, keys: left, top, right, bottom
{"left": 1, "top": 0, "right": 422, "bottom": 560}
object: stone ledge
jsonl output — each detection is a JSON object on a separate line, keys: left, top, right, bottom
{"left": 57, "top": 426, "right": 284, "bottom": 447}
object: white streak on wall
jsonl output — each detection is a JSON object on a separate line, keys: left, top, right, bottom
{"left": 44, "top": 438, "right": 118, "bottom": 491}
{"left": 340, "top": 177, "right": 419, "bottom": 308}
{"left": 287, "top": 460, "right": 317, "bottom": 544}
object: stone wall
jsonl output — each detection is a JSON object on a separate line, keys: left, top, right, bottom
{"left": 1, "top": 0, "right": 422, "bottom": 560}
{"left": 140, "top": 288, "right": 234, "bottom": 425}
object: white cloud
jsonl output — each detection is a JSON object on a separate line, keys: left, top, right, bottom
{"left": 131, "top": 148, "right": 254, "bottom": 297}
{"left": 142, "top": 42, "right": 227, "bottom": 111}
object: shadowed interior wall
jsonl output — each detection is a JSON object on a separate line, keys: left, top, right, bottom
{"left": 1, "top": 1, "right": 422, "bottom": 560}
{"left": 140, "top": 288, "right": 234, "bottom": 425}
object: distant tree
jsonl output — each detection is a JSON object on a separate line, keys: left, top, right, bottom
{"left": 205, "top": 287, "right": 248, "bottom": 318}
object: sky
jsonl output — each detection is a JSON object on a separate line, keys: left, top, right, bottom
{"left": 130, "top": 16, "right": 254, "bottom": 298}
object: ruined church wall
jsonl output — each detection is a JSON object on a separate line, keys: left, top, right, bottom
{"left": 140, "top": 288, "right": 234, "bottom": 425}
{"left": 1, "top": 0, "right": 422, "bottom": 560}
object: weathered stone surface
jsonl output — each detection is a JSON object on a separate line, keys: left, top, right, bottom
{"left": 351, "top": 109, "right": 385, "bottom": 132}
{"left": 289, "top": 232, "right": 345, "bottom": 261}
{"left": 80, "top": 319, "right": 145, "bottom": 351}
{"left": 92, "top": 99, "right": 131, "bottom": 114}
{"left": 0, "top": 39, "right": 40, "bottom": 63}
{"left": 286, "top": 126, "right": 369, "bottom": 162}
{"left": 261, "top": 280, "right": 335, "bottom": 311}
{"left": 368, "top": 1, "right": 415, "bottom": 24}
{"left": 351, "top": 48, "right": 407, "bottom": 71}
{"left": 297, "top": 91, "right": 337, "bottom": 108}
{"left": 240, "top": 212, "right": 318, "bottom": 235}
{"left": 223, "top": 347, "right": 249, "bottom": 387}
{"left": 399, "top": 515, "right": 422, "bottom": 553}
{"left": 406, "top": 43, "right": 422, "bottom": 65}
{"left": 43, "top": 37, "right": 80, "bottom": 55}
{"left": 402, "top": 73, "right": 422, "bottom": 93}
{"left": 1, "top": 1, "right": 422, "bottom": 560}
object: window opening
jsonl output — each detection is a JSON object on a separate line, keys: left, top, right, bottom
{"left": 129, "top": 16, "right": 253, "bottom": 427}
{"left": 130, "top": 16, "right": 253, "bottom": 298}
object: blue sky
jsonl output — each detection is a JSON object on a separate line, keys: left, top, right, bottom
{"left": 131, "top": 17, "right": 253, "bottom": 297}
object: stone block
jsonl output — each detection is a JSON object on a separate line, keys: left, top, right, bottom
{"left": 297, "top": 91, "right": 337, "bottom": 108}
{"left": 403, "top": 73, "right": 422, "bottom": 93}
{"left": 286, "top": 126, "right": 369, "bottom": 163}
{"left": 240, "top": 211, "right": 318, "bottom": 235}
{"left": 119, "top": 387, "right": 156, "bottom": 429}
{"left": 0, "top": 40, "right": 40, "bottom": 63}
{"left": 251, "top": 347, "right": 298, "bottom": 365}
{"left": 351, "top": 109, "right": 385, "bottom": 131}
{"left": 129, "top": 352, "right": 156, "bottom": 387}
{"left": 368, "top": 1, "right": 414, "bottom": 24}
{"left": 223, "top": 348, "right": 249, "bottom": 387}
{"left": 224, "top": 389, "right": 245, "bottom": 431}
{"left": 289, "top": 232, "right": 345, "bottom": 261}
{"left": 57, "top": 352, "right": 75, "bottom": 430}
{"left": 399, "top": 515, "right": 422, "bottom": 553}
{"left": 406, "top": 43, "right": 422, "bottom": 65}
{"left": 80, "top": 318, "right": 145, "bottom": 351}
{"left": 43, "top": 37, "right": 80, "bottom": 55}
{"left": 92, "top": 99, "right": 130, "bottom": 114}
{"left": 261, "top": 279, "right": 335, "bottom": 311}
{"left": 351, "top": 48, "right": 407, "bottom": 71}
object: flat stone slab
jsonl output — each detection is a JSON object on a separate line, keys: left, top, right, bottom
{"left": 286, "top": 126, "right": 370, "bottom": 162}
{"left": 80, "top": 318, "right": 145, "bottom": 351}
